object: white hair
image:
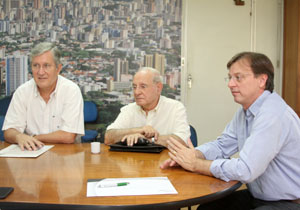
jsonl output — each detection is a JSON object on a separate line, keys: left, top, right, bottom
{"left": 137, "top": 67, "right": 163, "bottom": 83}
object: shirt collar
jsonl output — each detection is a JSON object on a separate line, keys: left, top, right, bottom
{"left": 245, "top": 90, "right": 271, "bottom": 117}
{"left": 33, "top": 79, "right": 39, "bottom": 97}
{"left": 153, "top": 95, "right": 162, "bottom": 111}
{"left": 137, "top": 95, "right": 162, "bottom": 114}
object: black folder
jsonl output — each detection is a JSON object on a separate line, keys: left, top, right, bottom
{"left": 109, "top": 142, "right": 165, "bottom": 153}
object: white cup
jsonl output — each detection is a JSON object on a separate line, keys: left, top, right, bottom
{"left": 91, "top": 142, "right": 101, "bottom": 154}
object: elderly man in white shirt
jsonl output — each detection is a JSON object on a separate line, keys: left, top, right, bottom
{"left": 104, "top": 67, "right": 190, "bottom": 147}
{"left": 3, "top": 42, "right": 84, "bottom": 151}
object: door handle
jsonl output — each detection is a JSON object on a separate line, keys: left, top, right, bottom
{"left": 187, "top": 74, "right": 192, "bottom": 89}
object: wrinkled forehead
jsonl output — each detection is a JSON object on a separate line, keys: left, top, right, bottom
{"left": 229, "top": 58, "right": 253, "bottom": 74}
{"left": 31, "top": 50, "right": 55, "bottom": 63}
{"left": 133, "top": 71, "right": 154, "bottom": 85}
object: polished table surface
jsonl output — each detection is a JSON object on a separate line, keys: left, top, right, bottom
{"left": 0, "top": 142, "right": 241, "bottom": 210}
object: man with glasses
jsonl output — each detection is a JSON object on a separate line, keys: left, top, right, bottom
{"left": 104, "top": 67, "right": 190, "bottom": 147}
{"left": 161, "top": 52, "right": 300, "bottom": 210}
{"left": 3, "top": 42, "right": 84, "bottom": 150}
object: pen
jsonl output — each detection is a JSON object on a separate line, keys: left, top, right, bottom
{"left": 98, "top": 182, "right": 130, "bottom": 188}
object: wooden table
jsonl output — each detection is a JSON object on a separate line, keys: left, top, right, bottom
{"left": 0, "top": 142, "right": 241, "bottom": 210}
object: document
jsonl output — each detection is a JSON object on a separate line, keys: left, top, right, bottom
{"left": 87, "top": 177, "right": 178, "bottom": 197}
{"left": 0, "top": 144, "right": 54, "bottom": 158}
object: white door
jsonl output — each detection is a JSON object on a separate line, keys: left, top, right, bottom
{"left": 182, "top": 0, "right": 282, "bottom": 145}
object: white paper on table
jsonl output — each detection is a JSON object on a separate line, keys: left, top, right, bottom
{"left": 87, "top": 177, "right": 178, "bottom": 197}
{"left": 0, "top": 144, "right": 54, "bottom": 158}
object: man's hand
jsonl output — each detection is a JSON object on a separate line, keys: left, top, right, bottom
{"left": 166, "top": 137, "right": 198, "bottom": 172}
{"left": 141, "top": 125, "right": 159, "bottom": 140}
{"left": 121, "top": 133, "right": 145, "bottom": 146}
{"left": 163, "top": 137, "right": 213, "bottom": 176}
{"left": 160, "top": 158, "right": 179, "bottom": 169}
{"left": 104, "top": 126, "right": 161, "bottom": 145}
{"left": 15, "top": 133, "right": 44, "bottom": 151}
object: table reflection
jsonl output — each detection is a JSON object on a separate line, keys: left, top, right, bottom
{"left": 5, "top": 149, "right": 85, "bottom": 202}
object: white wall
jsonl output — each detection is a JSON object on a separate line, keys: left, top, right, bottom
{"left": 254, "top": 0, "right": 283, "bottom": 94}
{"left": 182, "top": 0, "right": 283, "bottom": 145}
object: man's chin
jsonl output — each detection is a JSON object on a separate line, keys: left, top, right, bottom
{"left": 135, "top": 101, "right": 144, "bottom": 106}
{"left": 36, "top": 82, "right": 53, "bottom": 91}
{"left": 233, "top": 97, "right": 243, "bottom": 105}
{"left": 36, "top": 82, "right": 47, "bottom": 88}
{"left": 35, "top": 79, "right": 47, "bottom": 85}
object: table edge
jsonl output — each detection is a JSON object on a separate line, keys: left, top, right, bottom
{"left": 0, "top": 182, "right": 242, "bottom": 210}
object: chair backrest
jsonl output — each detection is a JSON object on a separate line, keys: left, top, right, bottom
{"left": 0, "top": 96, "right": 12, "bottom": 141}
{"left": 0, "top": 96, "right": 12, "bottom": 116}
{"left": 0, "top": 116, "right": 5, "bottom": 141}
{"left": 83, "top": 101, "right": 98, "bottom": 123}
{"left": 190, "top": 125, "right": 198, "bottom": 147}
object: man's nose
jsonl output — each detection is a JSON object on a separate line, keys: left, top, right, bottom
{"left": 227, "top": 78, "right": 236, "bottom": 88}
{"left": 36, "top": 66, "right": 46, "bottom": 75}
{"left": 134, "top": 86, "right": 143, "bottom": 94}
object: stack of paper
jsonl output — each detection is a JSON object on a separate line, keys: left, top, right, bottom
{"left": 87, "top": 177, "right": 178, "bottom": 197}
{"left": 0, "top": 144, "right": 54, "bottom": 158}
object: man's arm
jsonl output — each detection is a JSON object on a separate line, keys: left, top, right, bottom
{"left": 56, "top": 81, "right": 84, "bottom": 142}
{"left": 34, "top": 131, "right": 76, "bottom": 144}
{"left": 156, "top": 134, "right": 186, "bottom": 147}
{"left": 5, "top": 128, "right": 76, "bottom": 148}
{"left": 105, "top": 126, "right": 186, "bottom": 147}
{"left": 104, "top": 127, "right": 148, "bottom": 145}
{"left": 4, "top": 128, "right": 44, "bottom": 151}
{"left": 162, "top": 100, "right": 190, "bottom": 146}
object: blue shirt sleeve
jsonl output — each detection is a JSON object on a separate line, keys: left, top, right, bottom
{"left": 197, "top": 91, "right": 300, "bottom": 201}
{"left": 210, "top": 101, "right": 283, "bottom": 182}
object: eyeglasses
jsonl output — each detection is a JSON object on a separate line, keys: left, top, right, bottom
{"left": 31, "top": 63, "right": 53, "bottom": 71}
{"left": 224, "top": 73, "right": 252, "bottom": 83}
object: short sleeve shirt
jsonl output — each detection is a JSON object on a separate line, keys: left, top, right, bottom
{"left": 106, "top": 96, "right": 190, "bottom": 142}
{"left": 3, "top": 75, "right": 85, "bottom": 141}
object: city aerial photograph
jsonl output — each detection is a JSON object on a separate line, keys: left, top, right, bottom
{"left": 0, "top": 0, "right": 182, "bottom": 141}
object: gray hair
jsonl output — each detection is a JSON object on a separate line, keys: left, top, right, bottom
{"left": 138, "top": 67, "right": 163, "bottom": 83}
{"left": 30, "top": 42, "right": 61, "bottom": 67}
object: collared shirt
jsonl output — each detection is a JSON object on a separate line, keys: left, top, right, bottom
{"left": 197, "top": 91, "right": 300, "bottom": 201}
{"left": 3, "top": 75, "right": 84, "bottom": 142}
{"left": 106, "top": 95, "right": 190, "bottom": 142}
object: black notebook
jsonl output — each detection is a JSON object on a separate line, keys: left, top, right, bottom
{"left": 109, "top": 141, "right": 165, "bottom": 153}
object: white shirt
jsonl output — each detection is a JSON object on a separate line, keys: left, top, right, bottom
{"left": 3, "top": 75, "right": 84, "bottom": 142}
{"left": 107, "top": 96, "right": 190, "bottom": 142}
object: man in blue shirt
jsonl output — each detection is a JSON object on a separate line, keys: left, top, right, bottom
{"left": 161, "top": 52, "right": 300, "bottom": 209}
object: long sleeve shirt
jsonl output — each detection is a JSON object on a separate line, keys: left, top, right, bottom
{"left": 196, "top": 91, "right": 300, "bottom": 201}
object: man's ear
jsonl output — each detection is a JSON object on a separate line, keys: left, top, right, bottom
{"left": 56, "top": 64, "right": 62, "bottom": 74}
{"left": 157, "top": 82, "right": 163, "bottom": 93}
{"left": 259, "top": 74, "right": 268, "bottom": 88}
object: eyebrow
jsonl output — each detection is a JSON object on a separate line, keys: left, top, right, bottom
{"left": 228, "top": 72, "right": 245, "bottom": 76}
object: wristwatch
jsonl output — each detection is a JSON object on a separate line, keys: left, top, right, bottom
{"left": 151, "top": 137, "right": 155, "bottom": 143}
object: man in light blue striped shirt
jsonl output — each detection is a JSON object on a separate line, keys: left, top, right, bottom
{"left": 161, "top": 52, "right": 300, "bottom": 210}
